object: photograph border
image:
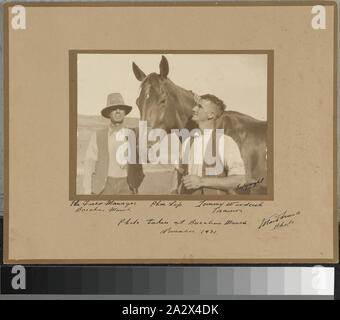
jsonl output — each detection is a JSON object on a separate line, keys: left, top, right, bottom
{"left": 3, "top": 1, "right": 338, "bottom": 264}
{"left": 69, "top": 50, "right": 274, "bottom": 201}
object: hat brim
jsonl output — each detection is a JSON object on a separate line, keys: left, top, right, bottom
{"left": 101, "top": 104, "right": 132, "bottom": 118}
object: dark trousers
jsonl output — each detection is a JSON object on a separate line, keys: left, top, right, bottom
{"left": 100, "top": 177, "right": 131, "bottom": 195}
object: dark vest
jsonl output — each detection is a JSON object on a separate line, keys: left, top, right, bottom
{"left": 92, "top": 127, "right": 145, "bottom": 195}
{"left": 92, "top": 128, "right": 109, "bottom": 194}
{"left": 179, "top": 132, "right": 227, "bottom": 195}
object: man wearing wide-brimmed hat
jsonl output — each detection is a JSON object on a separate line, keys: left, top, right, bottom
{"left": 83, "top": 93, "right": 134, "bottom": 195}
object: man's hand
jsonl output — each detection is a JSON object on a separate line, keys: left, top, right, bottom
{"left": 182, "top": 175, "right": 202, "bottom": 190}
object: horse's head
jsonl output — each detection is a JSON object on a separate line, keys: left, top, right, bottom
{"left": 132, "top": 56, "right": 193, "bottom": 135}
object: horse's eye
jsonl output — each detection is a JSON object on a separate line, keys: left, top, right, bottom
{"left": 160, "top": 99, "right": 166, "bottom": 105}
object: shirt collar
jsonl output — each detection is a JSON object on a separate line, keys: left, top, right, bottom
{"left": 109, "top": 123, "right": 123, "bottom": 135}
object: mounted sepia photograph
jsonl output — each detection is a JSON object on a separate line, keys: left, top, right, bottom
{"left": 3, "top": 2, "right": 337, "bottom": 264}
{"left": 72, "top": 52, "right": 272, "bottom": 199}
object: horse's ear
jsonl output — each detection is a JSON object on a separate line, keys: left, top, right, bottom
{"left": 132, "top": 62, "right": 146, "bottom": 81}
{"left": 159, "top": 55, "right": 169, "bottom": 78}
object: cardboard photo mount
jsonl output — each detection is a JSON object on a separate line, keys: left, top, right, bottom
{"left": 3, "top": 1, "right": 338, "bottom": 264}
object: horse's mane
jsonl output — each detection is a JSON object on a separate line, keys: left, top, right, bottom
{"left": 165, "top": 78, "right": 195, "bottom": 99}
{"left": 141, "top": 74, "right": 266, "bottom": 135}
{"left": 223, "top": 110, "right": 266, "bottom": 124}
{"left": 163, "top": 78, "right": 195, "bottom": 117}
{"left": 219, "top": 110, "right": 267, "bottom": 139}
{"left": 166, "top": 79, "right": 266, "bottom": 125}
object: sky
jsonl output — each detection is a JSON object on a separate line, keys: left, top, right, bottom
{"left": 77, "top": 53, "right": 267, "bottom": 121}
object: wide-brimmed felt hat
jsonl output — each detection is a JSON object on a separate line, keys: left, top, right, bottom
{"left": 101, "top": 93, "right": 132, "bottom": 118}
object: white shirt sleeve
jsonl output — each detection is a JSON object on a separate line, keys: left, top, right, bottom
{"left": 180, "top": 136, "right": 191, "bottom": 166}
{"left": 85, "top": 131, "right": 98, "bottom": 162}
{"left": 220, "top": 135, "right": 246, "bottom": 176}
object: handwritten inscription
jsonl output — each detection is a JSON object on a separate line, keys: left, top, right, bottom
{"left": 194, "top": 200, "right": 264, "bottom": 215}
{"left": 236, "top": 177, "right": 264, "bottom": 192}
{"left": 70, "top": 200, "right": 302, "bottom": 236}
{"left": 257, "top": 210, "right": 301, "bottom": 231}
{"left": 150, "top": 200, "right": 183, "bottom": 208}
{"left": 116, "top": 217, "right": 247, "bottom": 235}
{"left": 160, "top": 228, "right": 195, "bottom": 234}
{"left": 70, "top": 200, "right": 137, "bottom": 213}
{"left": 70, "top": 200, "right": 264, "bottom": 216}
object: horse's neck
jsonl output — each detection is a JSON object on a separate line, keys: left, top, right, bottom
{"left": 165, "top": 80, "right": 195, "bottom": 129}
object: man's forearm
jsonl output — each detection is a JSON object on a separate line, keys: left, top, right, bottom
{"left": 200, "top": 175, "right": 246, "bottom": 191}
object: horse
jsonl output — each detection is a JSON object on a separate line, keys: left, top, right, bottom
{"left": 132, "top": 56, "right": 268, "bottom": 194}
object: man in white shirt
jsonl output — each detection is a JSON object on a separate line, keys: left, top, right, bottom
{"left": 83, "top": 93, "right": 138, "bottom": 195}
{"left": 180, "top": 94, "right": 246, "bottom": 195}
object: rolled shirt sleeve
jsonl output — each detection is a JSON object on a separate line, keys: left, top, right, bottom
{"left": 220, "top": 135, "right": 246, "bottom": 176}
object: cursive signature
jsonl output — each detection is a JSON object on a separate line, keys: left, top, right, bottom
{"left": 236, "top": 177, "right": 264, "bottom": 192}
{"left": 257, "top": 210, "right": 301, "bottom": 231}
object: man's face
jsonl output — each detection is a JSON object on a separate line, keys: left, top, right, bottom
{"left": 192, "top": 99, "right": 217, "bottom": 123}
{"left": 109, "top": 107, "right": 126, "bottom": 123}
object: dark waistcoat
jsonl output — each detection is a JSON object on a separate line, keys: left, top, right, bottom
{"left": 180, "top": 133, "right": 227, "bottom": 195}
